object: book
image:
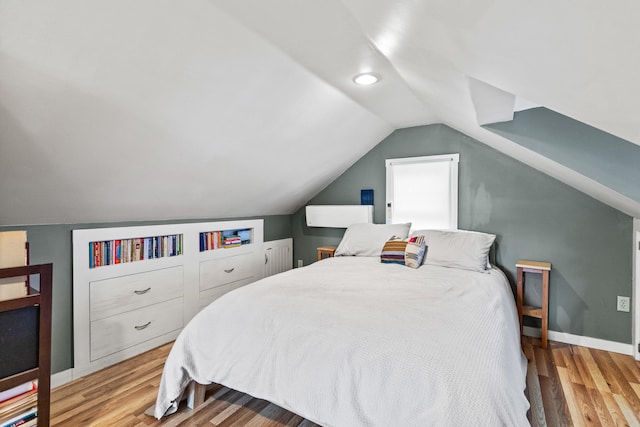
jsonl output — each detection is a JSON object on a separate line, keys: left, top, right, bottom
{"left": 0, "top": 406, "right": 37, "bottom": 427}
{"left": 0, "top": 383, "right": 35, "bottom": 405}
{"left": 89, "top": 243, "right": 94, "bottom": 268}
{"left": 132, "top": 239, "right": 141, "bottom": 262}
{"left": 18, "top": 418, "right": 37, "bottom": 427}
{"left": 223, "top": 235, "right": 242, "bottom": 248}
{"left": 153, "top": 237, "right": 159, "bottom": 259}
{"left": 114, "top": 240, "right": 121, "bottom": 264}
{"left": 0, "top": 390, "right": 37, "bottom": 421}
{"left": 104, "top": 241, "right": 110, "bottom": 265}
{"left": 95, "top": 242, "right": 101, "bottom": 267}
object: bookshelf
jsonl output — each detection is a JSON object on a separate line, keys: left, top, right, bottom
{"left": 199, "top": 228, "right": 252, "bottom": 251}
{"left": 0, "top": 263, "right": 52, "bottom": 427}
{"left": 89, "top": 234, "right": 183, "bottom": 268}
{"left": 72, "top": 220, "right": 264, "bottom": 378}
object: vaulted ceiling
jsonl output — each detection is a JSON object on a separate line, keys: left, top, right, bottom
{"left": 1, "top": 0, "right": 639, "bottom": 226}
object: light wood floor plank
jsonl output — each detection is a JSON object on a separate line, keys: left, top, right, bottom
{"left": 593, "top": 349, "right": 640, "bottom": 416}
{"left": 49, "top": 338, "right": 640, "bottom": 426}
{"left": 612, "top": 352, "right": 640, "bottom": 384}
{"left": 535, "top": 342, "right": 572, "bottom": 426}
{"left": 557, "top": 366, "right": 586, "bottom": 427}
{"left": 577, "top": 346, "right": 612, "bottom": 393}
{"left": 210, "top": 393, "right": 254, "bottom": 425}
{"left": 632, "top": 383, "right": 640, "bottom": 401}
{"left": 562, "top": 346, "right": 585, "bottom": 386}
{"left": 571, "top": 382, "right": 601, "bottom": 426}
{"left": 600, "top": 391, "right": 628, "bottom": 427}
{"left": 612, "top": 394, "right": 640, "bottom": 427}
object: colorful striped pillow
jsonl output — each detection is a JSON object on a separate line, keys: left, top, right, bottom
{"left": 380, "top": 237, "right": 408, "bottom": 265}
{"left": 380, "top": 235, "right": 426, "bottom": 268}
{"left": 405, "top": 235, "right": 426, "bottom": 269}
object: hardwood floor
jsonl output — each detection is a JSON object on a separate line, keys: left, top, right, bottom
{"left": 50, "top": 337, "right": 640, "bottom": 426}
{"left": 523, "top": 336, "right": 640, "bottom": 426}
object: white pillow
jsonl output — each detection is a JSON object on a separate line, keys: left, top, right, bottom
{"left": 411, "top": 229, "right": 496, "bottom": 272}
{"left": 335, "top": 223, "right": 412, "bottom": 257}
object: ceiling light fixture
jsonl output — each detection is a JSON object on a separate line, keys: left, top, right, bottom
{"left": 353, "top": 72, "right": 381, "bottom": 86}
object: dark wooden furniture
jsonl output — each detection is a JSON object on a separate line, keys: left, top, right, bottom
{"left": 0, "top": 263, "right": 52, "bottom": 427}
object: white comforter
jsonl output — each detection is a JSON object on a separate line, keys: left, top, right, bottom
{"left": 154, "top": 256, "right": 529, "bottom": 426}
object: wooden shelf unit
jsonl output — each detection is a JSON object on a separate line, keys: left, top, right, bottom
{"left": 0, "top": 263, "right": 52, "bottom": 427}
{"left": 516, "top": 259, "right": 551, "bottom": 349}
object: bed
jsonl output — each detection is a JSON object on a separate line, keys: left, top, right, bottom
{"left": 154, "top": 225, "right": 529, "bottom": 426}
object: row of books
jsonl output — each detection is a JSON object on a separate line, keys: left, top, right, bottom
{"left": 199, "top": 230, "right": 250, "bottom": 251}
{"left": 0, "top": 382, "right": 37, "bottom": 427}
{"left": 89, "top": 234, "right": 183, "bottom": 268}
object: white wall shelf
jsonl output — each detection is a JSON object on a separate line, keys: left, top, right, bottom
{"left": 72, "top": 219, "right": 264, "bottom": 378}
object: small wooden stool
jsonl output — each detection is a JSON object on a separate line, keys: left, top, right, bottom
{"left": 317, "top": 245, "right": 337, "bottom": 261}
{"left": 516, "top": 260, "right": 551, "bottom": 349}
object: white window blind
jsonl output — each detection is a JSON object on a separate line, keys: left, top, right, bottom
{"left": 385, "top": 154, "right": 459, "bottom": 230}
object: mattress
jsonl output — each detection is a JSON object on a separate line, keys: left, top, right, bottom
{"left": 154, "top": 256, "right": 529, "bottom": 426}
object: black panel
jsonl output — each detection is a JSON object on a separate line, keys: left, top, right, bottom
{"left": 0, "top": 306, "right": 39, "bottom": 378}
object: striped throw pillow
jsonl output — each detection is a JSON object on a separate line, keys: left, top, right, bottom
{"left": 380, "top": 237, "right": 408, "bottom": 265}
{"left": 405, "top": 235, "right": 426, "bottom": 269}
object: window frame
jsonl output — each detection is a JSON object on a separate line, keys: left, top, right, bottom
{"left": 385, "top": 153, "right": 459, "bottom": 230}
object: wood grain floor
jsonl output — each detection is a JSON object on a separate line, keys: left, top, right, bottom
{"left": 523, "top": 336, "right": 640, "bottom": 426}
{"left": 50, "top": 337, "right": 640, "bottom": 426}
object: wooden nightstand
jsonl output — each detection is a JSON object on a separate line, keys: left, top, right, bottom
{"left": 516, "top": 259, "right": 551, "bottom": 349}
{"left": 317, "top": 246, "right": 337, "bottom": 261}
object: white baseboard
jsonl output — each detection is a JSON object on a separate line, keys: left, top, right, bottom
{"left": 523, "top": 326, "right": 633, "bottom": 356}
{"left": 51, "top": 369, "right": 74, "bottom": 389}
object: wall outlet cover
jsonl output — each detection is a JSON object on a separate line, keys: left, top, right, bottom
{"left": 297, "top": 259, "right": 303, "bottom": 268}
{"left": 617, "top": 296, "right": 630, "bottom": 312}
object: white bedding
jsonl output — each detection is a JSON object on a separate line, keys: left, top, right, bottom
{"left": 154, "top": 256, "right": 529, "bottom": 426}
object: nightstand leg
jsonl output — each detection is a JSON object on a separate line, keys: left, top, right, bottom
{"left": 516, "top": 267, "right": 524, "bottom": 339}
{"left": 541, "top": 270, "right": 549, "bottom": 349}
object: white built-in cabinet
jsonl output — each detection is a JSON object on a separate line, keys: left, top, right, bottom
{"left": 72, "top": 219, "right": 264, "bottom": 378}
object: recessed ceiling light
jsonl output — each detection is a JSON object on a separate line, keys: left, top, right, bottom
{"left": 353, "top": 73, "right": 381, "bottom": 86}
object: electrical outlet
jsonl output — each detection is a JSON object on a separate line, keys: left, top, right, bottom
{"left": 297, "top": 259, "right": 303, "bottom": 268}
{"left": 617, "top": 296, "right": 630, "bottom": 312}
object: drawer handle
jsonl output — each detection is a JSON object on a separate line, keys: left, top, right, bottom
{"left": 134, "top": 287, "right": 151, "bottom": 295}
{"left": 134, "top": 321, "right": 151, "bottom": 331}
{"left": 224, "top": 268, "right": 235, "bottom": 273}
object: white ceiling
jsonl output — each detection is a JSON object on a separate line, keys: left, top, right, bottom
{"left": 1, "top": 0, "right": 639, "bottom": 225}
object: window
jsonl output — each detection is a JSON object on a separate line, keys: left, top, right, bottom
{"left": 385, "top": 154, "right": 459, "bottom": 230}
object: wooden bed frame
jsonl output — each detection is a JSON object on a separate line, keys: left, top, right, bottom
{"left": 186, "top": 381, "right": 206, "bottom": 409}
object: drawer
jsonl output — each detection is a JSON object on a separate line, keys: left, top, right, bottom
{"left": 200, "top": 253, "right": 255, "bottom": 291}
{"left": 90, "top": 297, "right": 183, "bottom": 361}
{"left": 199, "top": 277, "right": 254, "bottom": 310}
{"left": 90, "top": 266, "right": 183, "bottom": 321}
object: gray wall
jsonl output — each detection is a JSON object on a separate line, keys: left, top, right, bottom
{"left": 486, "top": 107, "right": 640, "bottom": 203}
{"left": 1, "top": 215, "right": 292, "bottom": 374}
{"left": 293, "top": 124, "right": 633, "bottom": 344}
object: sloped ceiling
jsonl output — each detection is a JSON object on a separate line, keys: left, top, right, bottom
{"left": 1, "top": 0, "right": 639, "bottom": 226}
